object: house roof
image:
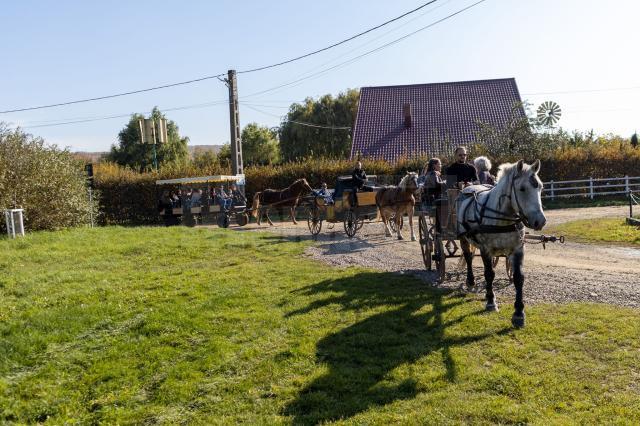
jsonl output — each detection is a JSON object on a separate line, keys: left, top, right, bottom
{"left": 350, "top": 78, "right": 525, "bottom": 161}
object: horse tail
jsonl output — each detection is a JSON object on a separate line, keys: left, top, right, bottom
{"left": 251, "top": 192, "right": 261, "bottom": 218}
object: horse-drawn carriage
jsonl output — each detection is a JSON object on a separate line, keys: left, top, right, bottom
{"left": 306, "top": 175, "right": 380, "bottom": 238}
{"left": 156, "top": 175, "right": 249, "bottom": 228}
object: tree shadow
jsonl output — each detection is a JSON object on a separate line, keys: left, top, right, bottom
{"left": 282, "top": 272, "right": 509, "bottom": 424}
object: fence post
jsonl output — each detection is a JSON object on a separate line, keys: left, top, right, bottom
{"left": 625, "top": 175, "right": 629, "bottom": 193}
{"left": 589, "top": 177, "right": 594, "bottom": 199}
{"left": 550, "top": 180, "right": 555, "bottom": 200}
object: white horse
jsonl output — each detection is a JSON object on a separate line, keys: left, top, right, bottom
{"left": 375, "top": 172, "right": 418, "bottom": 241}
{"left": 456, "top": 160, "right": 546, "bottom": 328}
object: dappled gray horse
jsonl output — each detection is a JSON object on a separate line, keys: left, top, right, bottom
{"left": 456, "top": 160, "right": 546, "bottom": 328}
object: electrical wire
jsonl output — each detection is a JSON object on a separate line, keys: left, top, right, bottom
{"left": 1, "top": 1, "right": 440, "bottom": 115}
{"left": 242, "top": 103, "right": 351, "bottom": 130}
{"left": 0, "top": 75, "right": 227, "bottom": 114}
{"left": 241, "top": 0, "right": 488, "bottom": 99}
{"left": 236, "top": 0, "right": 439, "bottom": 74}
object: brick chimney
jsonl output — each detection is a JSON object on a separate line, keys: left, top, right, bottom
{"left": 403, "top": 103, "right": 412, "bottom": 128}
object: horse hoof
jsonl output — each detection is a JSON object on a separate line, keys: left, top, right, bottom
{"left": 485, "top": 303, "right": 499, "bottom": 312}
{"left": 511, "top": 313, "right": 526, "bottom": 328}
{"left": 397, "top": 236, "right": 403, "bottom": 240}
{"left": 466, "top": 279, "right": 475, "bottom": 288}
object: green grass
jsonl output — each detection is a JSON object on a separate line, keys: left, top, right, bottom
{"left": 547, "top": 217, "right": 640, "bottom": 246}
{"left": 542, "top": 196, "right": 629, "bottom": 210}
{"left": 1, "top": 227, "right": 639, "bottom": 424}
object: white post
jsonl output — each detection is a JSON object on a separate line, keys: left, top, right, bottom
{"left": 10, "top": 211, "right": 16, "bottom": 238}
{"left": 550, "top": 180, "right": 555, "bottom": 200}
{"left": 589, "top": 177, "right": 594, "bottom": 199}
{"left": 17, "top": 210, "right": 24, "bottom": 237}
{"left": 4, "top": 211, "right": 10, "bottom": 238}
{"left": 625, "top": 175, "right": 630, "bottom": 193}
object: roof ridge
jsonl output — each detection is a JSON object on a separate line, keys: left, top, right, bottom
{"left": 360, "top": 77, "right": 517, "bottom": 91}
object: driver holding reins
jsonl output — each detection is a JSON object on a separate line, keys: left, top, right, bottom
{"left": 446, "top": 146, "right": 478, "bottom": 188}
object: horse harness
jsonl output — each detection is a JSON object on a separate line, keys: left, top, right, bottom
{"left": 457, "top": 177, "right": 532, "bottom": 240}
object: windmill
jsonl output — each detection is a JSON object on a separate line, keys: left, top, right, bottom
{"left": 537, "top": 101, "right": 562, "bottom": 127}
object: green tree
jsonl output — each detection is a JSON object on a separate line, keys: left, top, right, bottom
{"left": 107, "top": 107, "right": 189, "bottom": 171}
{"left": 0, "top": 123, "right": 96, "bottom": 231}
{"left": 279, "top": 89, "right": 359, "bottom": 161}
{"left": 241, "top": 123, "right": 279, "bottom": 165}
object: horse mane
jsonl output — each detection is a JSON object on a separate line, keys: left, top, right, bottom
{"left": 398, "top": 172, "right": 417, "bottom": 190}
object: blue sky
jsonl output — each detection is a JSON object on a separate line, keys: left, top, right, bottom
{"left": 1, "top": 0, "right": 639, "bottom": 152}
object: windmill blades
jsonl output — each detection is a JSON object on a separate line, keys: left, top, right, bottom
{"left": 537, "top": 101, "right": 562, "bottom": 127}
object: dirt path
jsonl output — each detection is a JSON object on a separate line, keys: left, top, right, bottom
{"left": 241, "top": 206, "right": 639, "bottom": 308}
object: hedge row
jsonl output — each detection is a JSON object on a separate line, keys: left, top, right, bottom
{"left": 94, "top": 146, "right": 640, "bottom": 225}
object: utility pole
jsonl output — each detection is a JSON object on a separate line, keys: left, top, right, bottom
{"left": 225, "top": 69, "right": 243, "bottom": 176}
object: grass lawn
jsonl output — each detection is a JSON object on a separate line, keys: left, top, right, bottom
{"left": 1, "top": 227, "right": 639, "bottom": 424}
{"left": 547, "top": 217, "right": 640, "bottom": 246}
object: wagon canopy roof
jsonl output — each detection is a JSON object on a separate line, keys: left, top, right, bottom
{"left": 155, "top": 175, "right": 243, "bottom": 185}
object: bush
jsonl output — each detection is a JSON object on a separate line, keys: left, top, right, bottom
{"left": 0, "top": 125, "right": 96, "bottom": 232}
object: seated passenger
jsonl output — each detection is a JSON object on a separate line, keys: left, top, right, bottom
{"left": 229, "top": 183, "right": 246, "bottom": 206}
{"left": 217, "top": 186, "right": 232, "bottom": 210}
{"left": 422, "top": 158, "right": 446, "bottom": 205}
{"left": 352, "top": 161, "right": 367, "bottom": 190}
{"left": 190, "top": 189, "right": 202, "bottom": 207}
{"left": 445, "top": 146, "right": 478, "bottom": 188}
{"left": 314, "top": 182, "right": 334, "bottom": 205}
{"left": 474, "top": 156, "right": 496, "bottom": 186}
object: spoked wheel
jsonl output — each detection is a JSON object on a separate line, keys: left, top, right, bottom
{"left": 433, "top": 235, "right": 447, "bottom": 283}
{"left": 307, "top": 207, "right": 322, "bottom": 235}
{"left": 236, "top": 212, "right": 249, "bottom": 227}
{"left": 344, "top": 210, "right": 358, "bottom": 238}
{"left": 217, "top": 212, "right": 230, "bottom": 228}
{"left": 389, "top": 214, "right": 404, "bottom": 233}
{"left": 419, "top": 215, "right": 433, "bottom": 270}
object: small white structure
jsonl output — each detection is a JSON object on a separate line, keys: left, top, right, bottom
{"left": 4, "top": 209, "right": 25, "bottom": 238}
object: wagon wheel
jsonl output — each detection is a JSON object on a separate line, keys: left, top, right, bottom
{"left": 433, "top": 235, "right": 447, "bottom": 283}
{"left": 344, "top": 210, "right": 358, "bottom": 238}
{"left": 492, "top": 257, "right": 499, "bottom": 268}
{"left": 419, "top": 215, "right": 433, "bottom": 270}
{"left": 307, "top": 207, "right": 322, "bottom": 235}
{"left": 236, "top": 212, "right": 249, "bottom": 227}
{"left": 356, "top": 217, "right": 365, "bottom": 231}
{"left": 389, "top": 214, "right": 404, "bottom": 233}
{"left": 217, "top": 212, "right": 230, "bottom": 228}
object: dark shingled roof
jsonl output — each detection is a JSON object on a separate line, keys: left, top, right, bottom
{"left": 350, "top": 78, "right": 525, "bottom": 161}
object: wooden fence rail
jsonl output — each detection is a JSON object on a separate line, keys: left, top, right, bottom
{"left": 543, "top": 176, "right": 640, "bottom": 199}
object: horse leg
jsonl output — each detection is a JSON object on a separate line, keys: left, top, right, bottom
{"left": 396, "top": 211, "right": 403, "bottom": 240}
{"left": 381, "top": 209, "right": 392, "bottom": 237}
{"left": 511, "top": 248, "right": 526, "bottom": 328}
{"left": 256, "top": 208, "right": 262, "bottom": 225}
{"left": 408, "top": 207, "right": 416, "bottom": 242}
{"left": 481, "top": 251, "right": 498, "bottom": 311}
{"left": 460, "top": 238, "right": 475, "bottom": 288}
{"left": 291, "top": 206, "right": 298, "bottom": 225}
{"left": 266, "top": 208, "right": 275, "bottom": 226}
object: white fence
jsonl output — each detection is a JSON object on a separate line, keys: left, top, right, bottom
{"left": 543, "top": 176, "right": 640, "bottom": 199}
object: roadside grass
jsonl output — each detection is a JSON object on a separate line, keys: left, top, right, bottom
{"left": 542, "top": 196, "right": 628, "bottom": 210}
{"left": 1, "top": 227, "right": 639, "bottom": 424}
{"left": 547, "top": 217, "right": 640, "bottom": 246}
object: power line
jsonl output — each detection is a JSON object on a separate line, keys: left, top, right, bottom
{"left": 1, "top": 1, "right": 439, "bottom": 115}
{"left": 243, "top": 103, "right": 351, "bottom": 130}
{"left": 236, "top": 0, "right": 439, "bottom": 74}
{"left": 0, "top": 75, "right": 227, "bottom": 115}
{"left": 20, "top": 99, "right": 228, "bottom": 129}
{"left": 241, "top": 0, "right": 489, "bottom": 99}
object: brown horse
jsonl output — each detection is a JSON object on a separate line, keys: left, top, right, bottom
{"left": 251, "top": 178, "right": 314, "bottom": 225}
{"left": 375, "top": 172, "right": 419, "bottom": 240}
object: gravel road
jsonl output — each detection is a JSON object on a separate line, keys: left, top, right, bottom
{"left": 241, "top": 206, "right": 639, "bottom": 308}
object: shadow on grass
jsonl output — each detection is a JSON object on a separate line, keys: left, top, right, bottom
{"left": 283, "top": 272, "right": 509, "bottom": 424}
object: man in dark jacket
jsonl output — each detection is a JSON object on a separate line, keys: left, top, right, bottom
{"left": 352, "top": 161, "right": 367, "bottom": 190}
{"left": 446, "top": 146, "right": 478, "bottom": 186}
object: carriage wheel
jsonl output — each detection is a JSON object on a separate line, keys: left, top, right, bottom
{"left": 492, "top": 257, "right": 500, "bottom": 268}
{"left": 419, "top": 215, "right": 433, "bottom": 271}
{"left": 236, "top": 212, "right": 249, "bottom": 227}
{"left": 344, "top": 210, "right": 358, "bottom": 238}
{"left": 433, "top": 235, "right": 447, "bottom": 283}
{"left": 389, "top": 214, "right": 404, "bottom": 233}
{"left": 307, "top": 207, "right": 322, "bottom": 235}
{"left": 217, "top": 212, "right": 230, "bottom": 228}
